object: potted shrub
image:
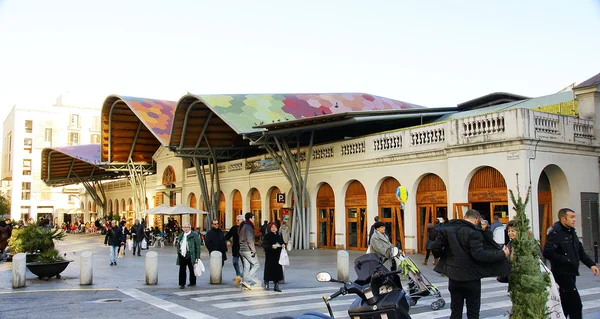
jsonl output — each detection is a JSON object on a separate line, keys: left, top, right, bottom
{"left": 8, "top": 225, "right": 71, "bottom": 280}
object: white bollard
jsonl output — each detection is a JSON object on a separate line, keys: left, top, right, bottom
{"left": 210, "top": 251, "right": 222, "bottom": 284}
{"left": 337, "top": 250, "right": 349, "bottom": 282}
{"left": 80, "top": 251, "right": 93, "bottom": 285}
{"left": 145, "top": 251, "right": 158, "bottom": 285}
{"left": 12, "top": 253, "right": 26, "bottom": 288}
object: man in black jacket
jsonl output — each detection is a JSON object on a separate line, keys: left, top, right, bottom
{"left": 543, "top": 208, "right": 599, "bottom": 319}
{"left": 225, "top": 214, "right": 243, "bottom": 286}
{"left": 205, "top": 219, "right": 227, "bottom": 266}
{"left": 432, "top": 209, "right": 510, "bottom": 319}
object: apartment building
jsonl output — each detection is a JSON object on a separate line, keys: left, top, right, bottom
{"left": 1, "top": 94, "right": 101, "bottom": 222}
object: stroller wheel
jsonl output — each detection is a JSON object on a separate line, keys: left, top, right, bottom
{"left": 410, "top": 298, "right": 418, "bottom": 307}
{"left": 431, "top": 301, "right": 441, "bottom": 311}
{"left": 438, "top": 299, "right": 446, "bottom": 308}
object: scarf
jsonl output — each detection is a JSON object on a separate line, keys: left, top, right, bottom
{"left": 180, "top": 231, "right": 191, "bottom": 256}
{"left": 245, "top": 220, "right": 255, "bottom": 229}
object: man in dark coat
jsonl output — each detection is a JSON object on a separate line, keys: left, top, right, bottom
{"left": 205, "top": 218, "right": 227, "bottom": 266}
{"left": 543, "top": 208, "right": 599, "bottom": 319}
{"left": 130, "top": 219, "right": 145, "bottom": 256}
{"left": 225, "top": 214, "right": 243, "bottom": 286}
{"left": 432, "top": 209, "right": 510, "bottom": 319}
{"left": 104, "top": 220, "right": 122, "bottom": 266}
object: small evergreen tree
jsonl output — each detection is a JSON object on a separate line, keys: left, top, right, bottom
{"left": 508, "top": 174, "right": 551, "bottom": 318}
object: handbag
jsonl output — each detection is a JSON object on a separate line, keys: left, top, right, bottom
{"left": 127, "top": 239, "right": 133, "bottom": 251}
{"left": 117, "top": 247, "right": 124, "bottom": 259}
{"left": 194, "top": 259, "right": 205, "bottom": 276}
{"left": 141, "top": 238, "right": 148, "bottom": 249}
{"left": 279, "top": 248, "right": 289, "bottom": 266}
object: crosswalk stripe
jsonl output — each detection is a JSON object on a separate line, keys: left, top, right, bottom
{"left": 174, "top": 287, "right": 241, "bottom": 296}
{"left": 191, "top": 286, "right": 335, "bottom": 302}
{"left": 237, "top": 299, "right": 355, "bottom": 316}
{"left": 214, "top": 293, "right": 354, "bottom": 309}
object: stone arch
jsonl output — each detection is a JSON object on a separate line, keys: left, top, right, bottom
{"left": 538, "top": 164, "right": 570, "bottom": 244}
{"left": 162, "top": 165, "right": 176, "bottom": 185}
{"left": 415, "top": 173, "right": 447, "bottom": 253}
{"left": 467, "top": 166, "right": 508, "bottom": 223}
{"left": 376, "top": 176, "right": 404, "bottom": 249}
{"left": 231, "top": 189, "right": 243, "bottom": 226}
{"left": 268, "top": 186, "right": 284, "bottom": 224}
{"left": 345, "top": 180, "right": 367, "bottom": 250}
{"left": 316, "top": 182, "right": 336, "bottom": 249}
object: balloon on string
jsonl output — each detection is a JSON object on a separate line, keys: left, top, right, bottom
{"left": 396, "top": 186, "right": 408, "bottom": 203}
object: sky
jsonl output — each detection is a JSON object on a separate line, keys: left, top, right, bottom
{"left": 1, "top": 0, "right": 600, "bottom": 123}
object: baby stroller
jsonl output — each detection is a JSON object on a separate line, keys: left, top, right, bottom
{"left": 396, "top": 252, "right": 445, "bottom": 310}
{"left": 354, "top": 253, "right": 404, "bottom": 290}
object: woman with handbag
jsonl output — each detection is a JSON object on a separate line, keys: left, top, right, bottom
{"left": 176, "top": 223, "right": 201, "bottom": 289}
{"left": 262, "top": 222, "right": 286, "bottom": 292}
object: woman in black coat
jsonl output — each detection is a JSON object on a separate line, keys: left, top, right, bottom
{"left": 262, "top": 222, "right": 286, "bottom": 292}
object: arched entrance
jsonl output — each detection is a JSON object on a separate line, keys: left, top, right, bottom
{"left": 218, "top": 192, "right": 226, "bottom": 229}
{"left": 377, "top": 177, "right": 405, "bottom": 250}
{"left": 416, "top": 174, "right": 448, "bottom": 254}
{"left": 232, "top": 190, "right": 242, "bottom": 226}
{"left": 468, "top": 167, "right": 508, "bottom": 223}
{"left": 269, "top": 187, "right": 284, "bottom": 224}
{"left": 346, "top": 180, "right": 367, "bottom": 250}
{"left": 317, "top": 183, "right": 335, "bottom": 249}
{"left": 250, "top": 188, "right": 262, "bottom": 242}
{"left": 538, "top": 171, "right": 552, "bottom": 245}
{"left": 189, "top": 193, "right": 197, "bottom": 229}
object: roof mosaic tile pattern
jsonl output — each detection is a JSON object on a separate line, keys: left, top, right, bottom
{"left": 50, "top": 144, "right": 103, "bottom": 164}
{"left": 116, "top": 96, "right": 177, "bottom": 145}
{"left": 193, "top": 93, "right": 424, "bottom": 134}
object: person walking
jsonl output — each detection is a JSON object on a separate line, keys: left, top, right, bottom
{"left": 262, "top": 222, "right": 286, "bottom": 292}
{"left": 104, "top": 220, "right": 122, "bottom": 266}
{"left": 369, "top": 222, "right": 394, "bottom": 258}
{"left": 280, "top": 220, "right": 291, "bottom": 246}
{"left": 0, "top": 220, "right": 13, "bottom": 254}
{"left": 423, "top": 223, "right": 438, "bottom": 265}
{"left": 543, "top": 208, "right": 599, "bottom": 319}
{"left": 176, "top": 223, "right": 201, "bottom": 289}
{"left": 117, "top": 220, "right": 129, "bottom": 256}
{"left": 367, "top": 216, "right": 381, "bottom": 246}
{"left": 225, "top": 214, "right": 243, "bottom": 287}
{"left": 205, "top": 219, "right": 228, "bottom": 266}
{"left": 239, "top": 212, "right": 260, "bottom": 290}
{"left": 432, "top": 209, "right": 510, "bottom": 319}
{"left": 130, "top": 219, "right": 144, "bottom": 256}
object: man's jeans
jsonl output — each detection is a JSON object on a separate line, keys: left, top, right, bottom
{"left": 133, "top": 241, "right": 141, "bottom": 254}
{"left": 109, "top": 245, "right": 118, "bottom": 263}
{"left": 240, "top": 251, "right": 260, "bottom": 284}
{"left": 232, "top": 256, "right": 241, "bottom": 277}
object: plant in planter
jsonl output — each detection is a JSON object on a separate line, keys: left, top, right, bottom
{"left": 8, "top": 225, "right": 71, "bottom": 280}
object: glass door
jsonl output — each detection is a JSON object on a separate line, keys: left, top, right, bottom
{"left": 417, "top": 205, "right": 435, "bottom": 254}
{"left": 490, "top": 202, "right": 509, "bottom": 224}
{"left": 346, "top": 207, "right": 367, "bottom": 250}
{"left": 453, "top": 203, "right": 471, "bottom": 220}
{"left": 318, "top": 207, "right": 335, "bottom": 248}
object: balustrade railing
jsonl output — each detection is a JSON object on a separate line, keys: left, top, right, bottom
{"left": 341, "top": 140, "right": 365, "bottom": 156}
{"left": 410, "top": 127, "right": 445, "bottom": 146}
{"left": 462, "top": 115, "right": 505, "bottom": 137}
{"left": 312, "top": 146, "right": 334, "bottom": 160}
{"left": 373, "top": 133, "right": 402, "bottom": 151}
{"left": 573, "top": 119, "right": 594, "bottom": 138}
{"left": 534, "top": 114, "right": 560, "bottom": 134}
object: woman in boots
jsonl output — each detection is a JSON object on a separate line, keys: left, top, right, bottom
{"left": 262, "top": 222, "right": 286, "bottom": 292}
{"left": 423, "top": 223, "right": 437, "bottom": 265}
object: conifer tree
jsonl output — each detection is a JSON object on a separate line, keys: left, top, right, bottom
{"left": 508, "top": 174, "right": 550, "bottom": 318}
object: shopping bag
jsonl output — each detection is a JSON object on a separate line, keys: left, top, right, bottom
{"left": 279, "top": 248, "right": 289, "bottom": 266}
{"left": 287, "top": 241, "right": 292, "bottom": 252}
{"left": 117, "top": 247, "right": 124, "bottom": 259}
{"left": 540, "top": 260, "right": 564, "bottom": 319}
{"left": 141, "top": 238, "right": 148, "bottom": 249}
{"left": 194, "top": 259, "right": 205, "bottom": 276}
{"left": 127, "top": 239, "right": 133, "bottom": 251}
{"left": 366, "top": 246, "right": 371, "bottom": 254}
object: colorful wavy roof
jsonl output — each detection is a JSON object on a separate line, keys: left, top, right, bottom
{"left": 50, "top": 144, "right": 103, "bottom": 164}
{"left": 190, "top": 93, "right": 424, "bottom": 134}
{"left": 109, "top": 96, "right": 177, "bottom": 145}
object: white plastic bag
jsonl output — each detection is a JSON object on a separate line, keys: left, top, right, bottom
{"left": 540, "top": 260, "right": 564, "bottom": 319}
{"left": 194, "top": 259, "right": 205, "bottom": 276}
{"left": 279, "top": 248, "right": 289, "bottom": 266}
{"left": 141, "top": 238, "right": 148, "bottom": 249}
{"left": 287, "top": 241, "right": 292, "bottom": 251}
{"left": 366, "top": 246, "right": 372, "bottom": 254}
{"left": 127, "top": 239, "right": 133, "bottom": 251}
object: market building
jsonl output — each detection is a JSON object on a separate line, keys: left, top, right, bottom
{"left": 42, "top": 72, "right": 600, "bottom": 254}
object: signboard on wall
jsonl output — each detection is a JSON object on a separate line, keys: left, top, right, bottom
{"left": 276, "top": 193, "right": 285, "bottom": 204}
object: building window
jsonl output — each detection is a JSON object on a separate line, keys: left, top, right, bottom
{"left": 44, "top": 128, "right": 52, "bottom": 143}
{"left": 24, "top": 138, "right": 32, "bottom": 149}
{"left": 22, "top": 182, "right": 31, "bottom": 190}
{"left": 22, "top": 169, "right": 31, "bottom": 176}
{"left": 69, "top": 114, "right": 80, "bottom": 129}
{"left": 6, "top": 134, "right": 12, "bottom": 171}
{"left": 25, "top": 120, "right": 33, "bottom": 133}
{"left": 91, "top": 116, "right": 101, "bottom": 132}
{"left": 23, "top": 159, "right": 31, "bottom": 169}
{"left": 68, "top": 132, "right": 79, "bottom": 146}
{"left": 22, "top": 192, "right": 31, "bottom": 200}
{"left": 90, "top": 133, "right": 100, "bottom": 144}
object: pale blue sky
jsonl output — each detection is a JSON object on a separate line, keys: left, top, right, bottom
{"left": 1, "top": 0, "right": 599, "bottom": 123}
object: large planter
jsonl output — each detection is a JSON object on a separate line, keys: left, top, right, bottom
{"left": 26, "top": 260, "right": 72, "bottom": 280}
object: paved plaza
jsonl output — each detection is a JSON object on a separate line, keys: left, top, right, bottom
{"left": 1, "top": 233, "right": 599, "bottom": 319}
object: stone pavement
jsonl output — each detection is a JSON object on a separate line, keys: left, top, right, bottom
{"left": 1, "top": 233, "right": 600, "bottom": 319}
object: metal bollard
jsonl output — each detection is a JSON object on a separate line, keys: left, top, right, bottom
{"left": 80, "top": 251, "right": 93, "bottom": 285}
{"left": 210, "top": 251, "right": 223, "bottom": 284}
{"left": 12, "top": 253, "right": 26, "bottom": 288}
{"left": 594, "top": 242, "right": 598, "bottom": 264}
{"left": 145, "top": 251, "right": 158, "bottom": 285}
{"left": 337, "top": 250, "right": 349, "bottom": 282}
